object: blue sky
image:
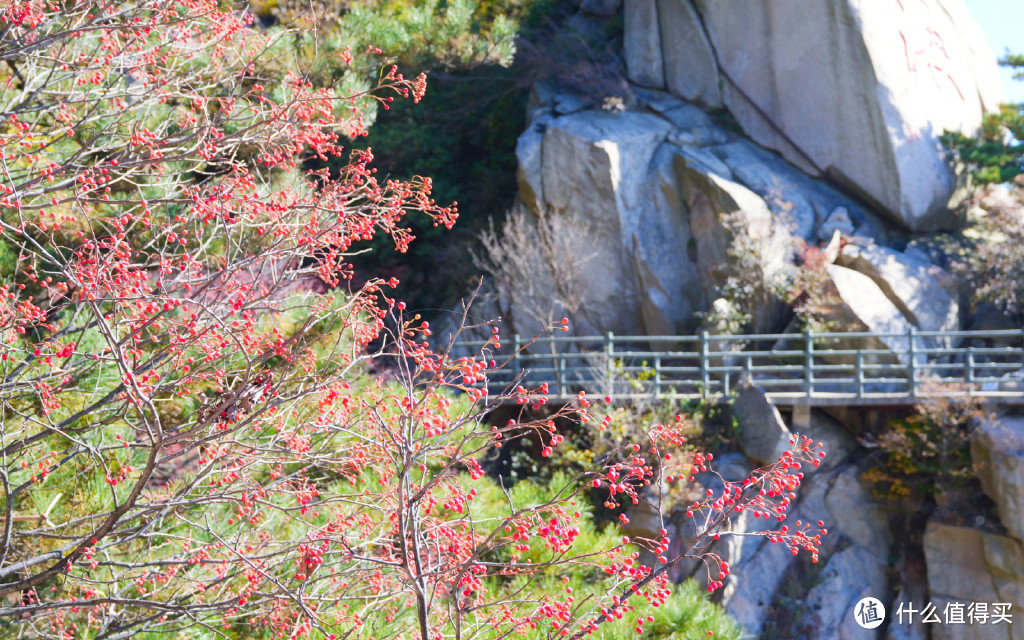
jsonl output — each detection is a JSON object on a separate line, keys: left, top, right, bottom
{"left": 967, "top": 0, "right": 1024, "bottom": 102}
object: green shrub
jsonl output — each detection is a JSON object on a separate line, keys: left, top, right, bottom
{"left": 941, "top": 53, "right": 1024, "bottom": 184}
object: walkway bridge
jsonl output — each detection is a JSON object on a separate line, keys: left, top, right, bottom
{"left": 453, "top": 329, "right": 1024, "bottom": 406}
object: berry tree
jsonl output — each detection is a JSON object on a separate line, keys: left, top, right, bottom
{"left": 0, "top": 1, "right": 825, "bottom": 639}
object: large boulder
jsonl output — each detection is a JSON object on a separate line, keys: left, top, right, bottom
{"left": 675, "top": 150, "right": 794, "bottom": 315}
{"left": 973, "top": 416, "right": 1024, "bottom": 541}
{"left": 511, "top": 101, "right": 802, "bottom": 337}
{"left": 531, "top": 110, "right": 673, "bottom": 333}
{"left": 717, "top": 489, "right": 810, "bottom": 637}
{"left": 655, "top": 0, "right": 720, "bottom": 105}
{"left": 624, "top": 0, "right": 1006, "bottom": 230}
{"left": 781, "top": 470, "right": 889, "bottom": 640}
{"left": 825, "top": 467, "right": 891, "bottom": 553}
{"left": 803, "top": 547, "right": 888, "bottom": 640}
{"left": 924, "top": 522, "right": 1024, "bottom": 640}
{"left": 770, "top": 243, "right": 960, "bottom": 375}
{"left": 836, "top": 242, "right": 961, "bottom": 347}
{"left": 720, "top": 538, "right": 798, "bottom": 635}
{"left": 515, "top": 115, "right": 552, "bottom": 212}
{"left": 825, "top": 264, "right": 916, "bottom": 357}
{"left": 732, "top": 377, "right": 792, "bottom": 465}
{"left": 718, "top": 463, "right": 891, "bottom": 638}
{"left": 511, "top": 77, "right": 958, "bottom": 339}
{"left": 712, "top": 140, "right": 865, "bottom": 242}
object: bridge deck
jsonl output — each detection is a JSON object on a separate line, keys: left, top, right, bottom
{"left": 449, "top": 329, "right": 1024, "bottom": 406}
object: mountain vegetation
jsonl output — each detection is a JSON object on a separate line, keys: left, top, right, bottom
{"left": 0, "top": 2, "right": 827, "bottom": 639}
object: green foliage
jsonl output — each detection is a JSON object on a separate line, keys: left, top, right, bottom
{"left": 254, "top": 0, "right": 524, "bottom": 70}
{"left": 941, "top": 105, "right": 1024, "bottom": 184}
{"left": 331, "top": 0, "right": 519, "bottom": 70}
{"left": 268, "top": 0, "right": 576, "bottom": 314}
{"left": 0, "top": 238, "right": 17, "bottom": 285}
{"left": 350, "top": 67, "right": 527, "bottom": 311}
{"left": 863, "top": 387, "right": 987, "bottom": 502}
{"left": 449, "top": 473, "right": 743, "bottom": 640}
{"left": 314, "top": 0, "right": 616, "bottom": 316}
{"left": 941, "top": 53, "right": 1024, "bottom": 184}
{"left": 1000, "top": 53, "right": 1024, "bottom": 81}
{"left": 603, "top": 579, "right": 742, "bottom": 640}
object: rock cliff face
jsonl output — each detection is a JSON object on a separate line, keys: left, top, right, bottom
{"left": 974, "top": 417, "right": 1024, "bottom": 543}
{"left": 924, "top": 522, "right": 1024, "bottom": 640}
{"left": 516, "top": 85, "right": 960, "bottom": 343}
{"left": 624, "top": 0, "right": 1005, "bottom": 231}
{"left": 625, "top": 391, "right": 892, "bottom": 639}
{"left": 503, "top": 3, "right": 1019, "bottom": 637}
{"left": 625, "top": 388, "right": 1024, "bottom": 640}
{"left": 509, "top": 0, "right": 998, "bottom": 345}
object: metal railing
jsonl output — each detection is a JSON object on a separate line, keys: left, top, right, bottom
{"left": 451, "top": 328, "right": 1024, "bottom": 406}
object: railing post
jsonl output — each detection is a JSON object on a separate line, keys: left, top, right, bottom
{"left": 856, "top": 351, "right": 865, "bottom": 398}
{"left": 512, "top": 333, "right": 522, "bottom": 379}
{"left": 605, "top": 332, "right": 615, "bottom": 397}
{"left": 803, "top": 329, "right": 814, "bottom": 398}
{"left": 967, "top": 344, "right": 975, "bottom": 385}
{"left": 907, "top": 327, "right": 917, "bottom": 399}
{"left": 653, "top": 354, "right": 661, "bottom": 401}
{"left": 700, "top": 331, "right": 710, "bottom": 398}
{"left": 557, "top": 354, "right": 566, "bottom": 400}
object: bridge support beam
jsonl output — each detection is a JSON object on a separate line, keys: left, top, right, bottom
{"left": 791, "top": 404, "right": 812, "bottom": 432}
